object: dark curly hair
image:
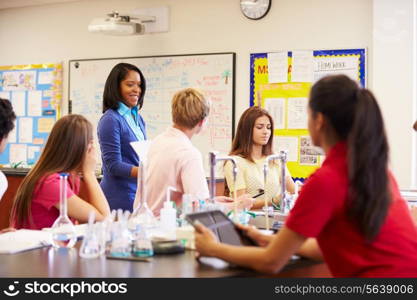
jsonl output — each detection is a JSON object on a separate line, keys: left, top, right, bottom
{"left": 0, "top": 98, "right": 16, "bottom": 141}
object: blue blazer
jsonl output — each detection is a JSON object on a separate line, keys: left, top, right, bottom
{"left": 97, "top": 109, "right": 147, "bottom": 211}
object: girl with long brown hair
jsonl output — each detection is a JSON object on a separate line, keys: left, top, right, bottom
{"left": 224, "top": 106, "right": 295, "bottom": 209}
{"left": 11, "top": 114, "right": 110, "bottom": 229}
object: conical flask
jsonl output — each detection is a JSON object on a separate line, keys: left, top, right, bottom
{"left": 51, "top": 173, "right": 77, "bottom": 248}
{"left": 79, "top": 211, "right": 100, "bottom": 258}
{"left": 128, "top": 161, "right": 157, "bottom": 232}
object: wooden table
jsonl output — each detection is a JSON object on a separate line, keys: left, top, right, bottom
{"left": 0, "top": 243, "right": 331, "bottom": 278}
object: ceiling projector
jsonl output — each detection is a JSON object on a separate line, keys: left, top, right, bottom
{"left": 88, "top": 12, "right": 145, "bottom": 36}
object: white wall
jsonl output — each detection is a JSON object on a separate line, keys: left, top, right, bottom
{"left": 373, "top": 0, "right": 415, "bottom": 188}
{"left": 9, "top": 0, "right": 410, "bottom": 179}
{"left": 0, "top": 0, "right": 373, "bottom": 116}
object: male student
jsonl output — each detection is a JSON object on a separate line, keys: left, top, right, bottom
{"left": 143, "top": 88, "right": 253, "bottom": 216}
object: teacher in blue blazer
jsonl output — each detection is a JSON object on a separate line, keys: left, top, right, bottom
{"left": 98, "top": 63, "right": 147, "bottom": 211}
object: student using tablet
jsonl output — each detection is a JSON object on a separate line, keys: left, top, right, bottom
{"left": 0, "top": 98, "right": 16, "bottom": 200}
{"left": 11, "top": 115, "right": 110, "bottom": 230}
{"left": 195, "top": 75, "right": 417, "bottom": 277}
{"left": 144, "top": 88, "right": 254, "bottom": 216}
{"left": 223, "top": 106, "right": 295, "bottom": 209}
{"left": 98, "top": 63, "right": 147, "bottom": 211}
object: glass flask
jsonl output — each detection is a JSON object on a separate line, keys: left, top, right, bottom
{"left": 128, "top": 161, "right": 157, "bottom": 233}
{"left": 132, "top": 225, "right": 154, "bottom": 257}
{"left": 79, "top": 211, "right": 100, "bottom": 258}
{"left": 51, "top": 173, "right": 77, "bottom": 249}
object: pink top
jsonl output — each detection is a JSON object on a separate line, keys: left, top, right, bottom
{"left": 17, "top": 173, "right": 80, "bottom": 230}
{"left": 144, "top": 127, "right": 209, "bottom": 216}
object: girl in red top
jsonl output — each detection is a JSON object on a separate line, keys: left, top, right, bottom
{"left": 195, "top": 74, "right": 417, "bottom": 277}
{"left": 11, "top": 115, "right": 110, "bottom": 230}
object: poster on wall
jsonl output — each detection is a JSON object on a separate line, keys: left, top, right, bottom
{"left": 250, "top": 48, "right": 366, "bottom": 180}
{"left": 0, "top": 63, "right": 63, "bottom": 167}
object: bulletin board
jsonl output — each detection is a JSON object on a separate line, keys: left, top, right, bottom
{"left": 250, "top": 49, "right": 366, "bottom": 180}
{"left": 0, "top": 63, "right": 63, "bottom": 167}
{"left": 69, "top": 53, "right": 235, "bottom": 173}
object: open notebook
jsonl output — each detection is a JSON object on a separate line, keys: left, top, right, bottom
{"left": 0, "top": 224, "right": 87, "bottom": 254}
{"left": 0, "top": 229, "right": 52, "bottom": 254}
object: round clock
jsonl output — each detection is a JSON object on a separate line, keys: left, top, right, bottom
{"left": 240, "top": 0, "right": 271, "bottom": 20}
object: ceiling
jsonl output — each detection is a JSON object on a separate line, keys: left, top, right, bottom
{"left": 0, "top": 0, "right": 88, "bottom": 10}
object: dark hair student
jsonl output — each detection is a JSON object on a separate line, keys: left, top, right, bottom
{"left": 194, "top": 74, "right": 417, "bottom": 277}
{"left": 0, "top": 98, "right": 16, "bottom": 141}
{"left": 309, "top": 74, "right": 390, "bottom": 240}
{"left": 0, "top": 98, "right": 17, "bottom": 200}
{"left": 103, "top": 63, "right": 147, "bottom": 112}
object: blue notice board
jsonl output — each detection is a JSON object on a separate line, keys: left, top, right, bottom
{"left": 0, "top": 64, "right": 62, "bottom": 167}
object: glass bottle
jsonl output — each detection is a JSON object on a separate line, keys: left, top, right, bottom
{"left": 79, "top": 211, "right": 100, "bottom": 258}
{"left": 132, "top": 224, "right": 154, "bottom": 257}
{"left": 109, "top": 210, "right": 131, "bottom": 257}
{"left": 128, "top": 161, "right": 157, "bottom": 233}
{"left": 51, "top": 173, "right": 77, "bottom": 249}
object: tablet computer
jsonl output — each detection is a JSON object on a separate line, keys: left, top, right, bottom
{"left": 185, "top": 210, "right": 257, "bottom": 246}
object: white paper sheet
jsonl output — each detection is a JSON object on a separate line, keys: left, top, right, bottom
{"left": 27, "top": 91, "right": 42, "bottom": 116}
{"left": 130, "top": 140, "right": 152, "bottom": 162}
{"left": 299, "top": 136, "right": 320, "bottom": 166}
{"left": 0, "top": 229, "right": 51, "bottom": 254}
{"left": 291, "top": 50, "right": 314, "bottom": 82}
{"left": 287, "top": 97, "right": 308, "bottom": 129}
{"left": 11, "top": 91, "right": 26, "bottom": 116}
{"left": 37, "top": 118, "right": 54, "bottom": 133}
{"left": 19, "top": 117, "right": 33, "bottom": 143}
{"left": 264, "top": 98, "right": 285, "bottom": 129}
{"left": 0, "top": 91, "right": 10, "bottom": 99}
{"left": 7, "top": 126, "right": 17, "bottom": 143}
{"left": 267, "top": 52, "right": 288, "bottom": 83}
{"left": 274, "top": 136, "right": 299, "bottom": 162}
{"left": 9, "top": 144, "right": 27, "bottom": 164}
{"left": 313, "top": 55, "right": 360, "bottom": 83}
{"left": 28, "top": 146, "right": 41, "bottom": 160}
{"left": 38, "top": 71, "right": 53, "bottom": 85}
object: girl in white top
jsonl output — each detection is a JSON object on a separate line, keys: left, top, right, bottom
{"left": 0, "top": 98, "right": 16, "bottom": 200}
{"left": 224, "top": 106, "right": 295, "bottom": 209}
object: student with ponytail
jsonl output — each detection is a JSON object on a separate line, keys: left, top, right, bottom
{"left": 195, "top": 75, "right": 417, "bottom": 277}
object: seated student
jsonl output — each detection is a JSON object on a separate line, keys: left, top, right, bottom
{"left": 11, "top": 115, "right": 110, "bottom": 230}
{"left": 195, "top": 75, "right": 417, "bottom": 277}
{"left": 144, "top": 88, "right": 253, "bottom": 216}
{"left": 224, "top": 106, "right": 295, "bottom": 209}
{"left": 0, "top": 98, "right": 16, "bottom": 200}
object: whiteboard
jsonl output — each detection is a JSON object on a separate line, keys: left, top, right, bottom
{"left": 68, "top": 53, "right": 235, "bottom": 173}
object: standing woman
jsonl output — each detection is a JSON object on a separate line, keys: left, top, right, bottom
{"left": 98, "top": 63, "right": 147, "bottom": 211}
{"left": 224, "top": 106, "right": 295, "bottom": 209}
{"left": 195, "top": 75, "right": 417, "bottom": 277}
